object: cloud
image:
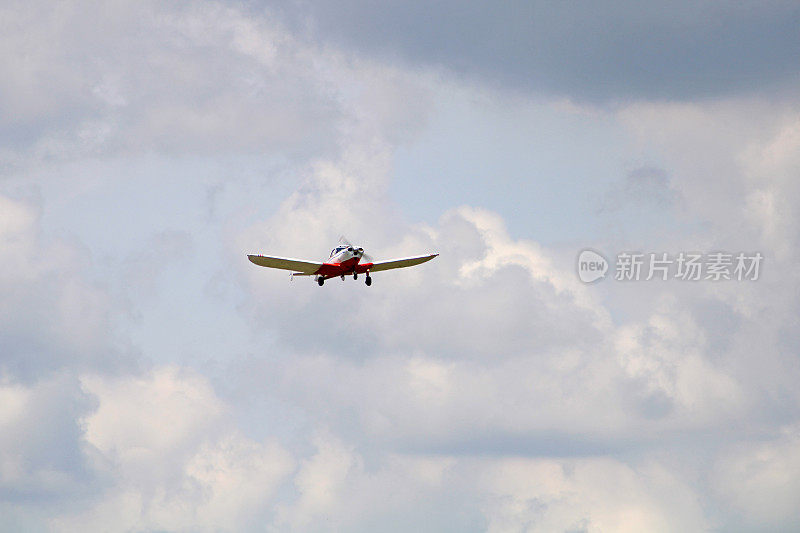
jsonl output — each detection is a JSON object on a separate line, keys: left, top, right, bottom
{"left": 228, "top": 88, "right": 800, "bottom": 530}
{"left": 0, "top": 374, "right": 97, "bottom": 504}
{"left": 52, "top": 366, "right": 294, "bottom": 532}
{"left": 741, "top": 115, "right": 800, "bottom": 259}
{"left": 0, "top": 0, "right": 342, "bottom": 167}
{"left": 236, "top": 168, "right": 752, "bottom": 457}
{"left": 614, "top": 97, "right": 800, "bottom": 412}
{"left": 600, "top": 166, "right": 680, "bottom": 215}
{"left": 276, "top": 432, "right": 357, "bottom": 529}
{"left": 272, "top": 435, "right": 708, "bottom": 532}
{"left": 0, "top": 189, "right": 293, "bottom": 529}
{"left": 0, "top": 194, "right": 137, "bottom": 380}
{"left": 713, "top": 424, "right": 800, "bottom": 530}
{"left": 3, "top": 1, "right": 800, "bottom": 530}
{"left": 277, "top": 0, "right": 800, "bottom": 102}
{"left": 480, "top": 457, "right": 707, "bottom": 532}
{"left": 238, "top": 147, "right": 610, "bottom": 360}
{"left": 616, "top": 98, "right": 798, "bottom": 240}
{"left": 613, "top": 294, "right": 744, "bottom": 422}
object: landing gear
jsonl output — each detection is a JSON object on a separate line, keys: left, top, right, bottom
{"left": 365, "top": 275, "right": 372, "bottom": 286}
{"left": 317, "top": 277, "right": 324, "bottom": 286}
{"left": 353, "top": 272, "right": 358, "bottom": 280}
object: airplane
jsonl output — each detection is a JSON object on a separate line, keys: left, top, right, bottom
{"left": 247, "top": 237, "right": 438, "bottom": 286}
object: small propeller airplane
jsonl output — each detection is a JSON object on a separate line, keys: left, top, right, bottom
{"left": 247, "top": 237, "right": 438, "bottom": 286}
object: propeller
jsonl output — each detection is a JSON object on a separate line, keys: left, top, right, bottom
{"left": 339, "top": 235, "right": 373, "bottom": 262}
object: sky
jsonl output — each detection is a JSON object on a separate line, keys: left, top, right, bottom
{"left": 1, "top": 1, "right": 800, "bottom": 531}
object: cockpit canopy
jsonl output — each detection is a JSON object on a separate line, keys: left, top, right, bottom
{"left": 330, "top": 245, "right": 358, "bottom": 258}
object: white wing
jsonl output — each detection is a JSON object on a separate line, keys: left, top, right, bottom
{"left": 248, "top": 255, "right": 322, "bottom": 274}
{"left": 368, "top": 254, "right": 438, "bottom": 272}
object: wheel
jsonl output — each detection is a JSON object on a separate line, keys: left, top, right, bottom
{"left": 317, "top": 277, "right": 324, "bottom": 286}
{"left": 365, "top": 275, "right": 372, "bottom": 286}
{"left": 341, "top": 274, "right": 345, "bottom": 281}
{"left": 353, "top": 272, "right": 358, "bottom": 280}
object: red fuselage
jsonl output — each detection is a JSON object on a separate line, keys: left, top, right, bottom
{"left": 316, "top": 257, "right": 374, "bottom": 279}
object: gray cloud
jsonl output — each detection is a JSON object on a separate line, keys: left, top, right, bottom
{"left": 600, "top": 166, "right": 680, "bottom": 214}
{"left": 4, "top": 0, "right": 800, "bottom": 529}
{"left": 0, "top": 194, "right": 139, "bottom": 381}
{"left": 269, "top": 0, "right": 800, "bottom": 102}
{"left": 0, "top": 374, "right": 99, "bottom": 504}
{"left": 0, "top": 1, "right": 342, "bottom": 168}
{"left": 225, "top": 89, "right": 800, "bottom": 529}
